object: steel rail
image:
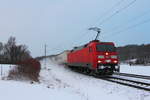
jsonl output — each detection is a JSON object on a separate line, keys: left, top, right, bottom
{"left": 98, "top": 76, "right": 150, "bottom": 92}
{"left": 114, "top": 72, "right": 150, "bottom": 80}
{"left": 68, "top": 66, "right": 150, "bottom": 91}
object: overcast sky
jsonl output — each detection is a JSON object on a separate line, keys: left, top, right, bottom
{"left": 0, "top": 0, "right": 150, "bottom": 57}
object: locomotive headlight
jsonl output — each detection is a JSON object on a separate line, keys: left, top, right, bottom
{"left": 111, "top": 55, "right": 117, "bottom": 59}
{"left": 98, "top": 60, "right": 102, "bottom": 63}
{"left": 113, "top": 60, "right": 118, "bottom": 63}
{"left": 98, "top": 55, "right": 104, "bottom": 59}
{"left": 105, "top": 52, "right": 109, "bottom": 55}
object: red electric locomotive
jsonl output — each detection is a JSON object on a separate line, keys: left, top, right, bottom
{"left": 67, "top": 40, "right": 120, "bottom": 75}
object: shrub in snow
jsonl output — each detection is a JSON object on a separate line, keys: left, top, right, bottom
{"left": 8, "top": 58, "right": 41, "bottom": 82}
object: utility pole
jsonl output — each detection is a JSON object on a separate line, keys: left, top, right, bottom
{"left": 44, "top": 44, "right": 47, "bottom": 69}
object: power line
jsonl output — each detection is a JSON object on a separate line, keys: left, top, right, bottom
{"left": 104, "top": 18, "right": 150, "bottom": 38}
{"left": 66, "top": 0, "right": 126, "bottom": 47}
{"left": 98, "top": 0, "right": 137, "bottom": 26}
{"left": 91, "top": 0, "right": 125, "bottom": 27}
{"left": 103, "top": 9, "right": 150, "bottom": 37}
{"left": 48, "top": 0, "right": 134, "bottom": 50}
{"left": 76, "top": 0, "right": 138, "bottom": 43}
{"left": 100, "top": 0, "right": 125, "bottom": 18}
{"left": 62, "top": 0, "right": 125, "bottom": 48}
{"left": 44, "top": 0, "right": 139, "bottom": 53}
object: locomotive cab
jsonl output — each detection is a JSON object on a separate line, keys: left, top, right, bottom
{"left": 92, "top": 41, "right": 119, "bottom": 74}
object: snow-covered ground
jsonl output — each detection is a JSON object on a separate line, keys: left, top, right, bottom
{"left": 0, "top": 64, "right": 84, "bottom": 100}
{"left": 39, "top": 59, "right": 150, "bottom": 100}
{"left": 0, "top": 80, "right": 83, "bottom": 100}
{"left": 0, "top": 60, "right": 150, "bottom": 100}
{"left": 0, "top": 64, "right": 14, "bottom": 79}
{"left": 120, "top": 64, "right": 150, "bottom": 76}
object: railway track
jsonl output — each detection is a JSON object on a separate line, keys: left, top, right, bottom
{"left": 68, "top": 67, "right": 150, "bottom": 92}
{"left": 97, "top": 73, "right": 150, "bottom": 92}
{"left": 114, "top": 72, "right": 150, "bottom": 80}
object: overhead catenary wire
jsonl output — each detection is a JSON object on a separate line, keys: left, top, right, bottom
{"left": 104, "top": 18, "right": 150, "bottom": 39}
{"left": 51, "top": 0, "right": 137, "bottom": 49}
{"left": 71, "top": 0, "right": 127, "bottom": 46}
{"left": 98, "top": 0, "right": 137, "bottom": 26}
{"left": 45, "top": 0, "right": 141, "bottom": 54}
{"left": 90, "top": 0, "right": 126, "bottom": 27}
{"left": 103, "top": 9, "right": 150, "bottom": 37}
{"left": 76, "top": 0, "right": 138, "bottom": 44}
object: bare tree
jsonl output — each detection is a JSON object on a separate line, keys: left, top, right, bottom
{"left": 0, "top": 42, "right": 3, "bottom": 55}
{"left": 15, "top": 45, "right": 31, "bottom": 61}
{"left": 0, "top": 42, "right": 3, "bottom": 62}
{"left": 7, "top": 36, "right": 16, "bottom": 46}
{"left": 3, "top": 36, "right": 31, "bottom": 63}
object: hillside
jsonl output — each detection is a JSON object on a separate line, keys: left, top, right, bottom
{"left": 117, "top": 44, "right": 150, "bottom": 64}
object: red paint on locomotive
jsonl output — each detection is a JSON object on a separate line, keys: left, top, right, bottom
{"left": 67, "top": 40, "right": 119, "bottom": 74}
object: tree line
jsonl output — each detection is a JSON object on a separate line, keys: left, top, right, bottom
{"left": 0, "top": 36, "right": 31, "bottom": 64}
{"left": 117, "top": 44, "right": 150, "bottom": 64}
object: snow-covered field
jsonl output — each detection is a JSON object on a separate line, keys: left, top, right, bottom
{"left": 120, "top": 64, "right": 150, "bottom": 76}
{"left": 0, "top": 64, "right": 14, "bottom": 78}
{"left": 0, "top": 80, "right": 84, "bottom": 100}
{"left": 39, "top": 59, "right": 150, "bottom": 100}
{"left": 0, "top": 60, "right": 150, "bottom": 100}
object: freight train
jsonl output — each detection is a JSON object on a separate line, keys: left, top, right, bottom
{"left": 67, "top": 40, "right": 120, "bottom": 75}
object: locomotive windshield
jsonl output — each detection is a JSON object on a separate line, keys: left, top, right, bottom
{"left": 96, "top": 44, "right": 116, "bottom": 52}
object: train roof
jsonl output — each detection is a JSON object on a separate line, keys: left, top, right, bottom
{"left": 72, "top": 40, "right": 114, "bottom": 52}
{"left": 89, "top": 40, "right": 114, "bottom": 44}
